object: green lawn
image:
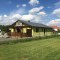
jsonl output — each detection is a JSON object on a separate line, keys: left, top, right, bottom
{"left": 0, "top": 36, "right": 60, "bottom": 60}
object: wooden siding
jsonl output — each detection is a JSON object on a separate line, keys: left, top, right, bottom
{"left": 32, "top": 28, "right": 53, "bottom": 37}
{"left": 7, "top": 26, "right": 32, "bottom": 37}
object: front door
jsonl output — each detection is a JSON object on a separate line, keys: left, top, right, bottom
{"left": 26, "top": 29, "right": 32, "bottom": 37}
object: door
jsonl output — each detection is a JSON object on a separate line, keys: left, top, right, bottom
{"left": 26, "top": 29, "right": 32, "bottom": 37}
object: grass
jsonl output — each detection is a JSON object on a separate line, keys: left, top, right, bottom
{"left": 0, "top": 35, "right": 57, "bottom": 45}
{"left": 0, "top": 36, "right": 60, "bottom": 60}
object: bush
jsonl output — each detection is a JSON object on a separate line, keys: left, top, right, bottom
{"left": 0, "top": 35, "right": 59, "bottom": 45}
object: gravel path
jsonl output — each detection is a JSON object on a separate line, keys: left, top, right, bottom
{"left": 0, "top": 37, "right": 18, "bottom": 42}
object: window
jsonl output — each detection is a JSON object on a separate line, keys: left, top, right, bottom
{"left": 41, "top": 28, "right": 45, "bottom": 32}
{"left": 36, "top": 28, "right": 39, "bottom": 32}
{"left": 16, "top": 27, "right": 21, "bottom": 32}
{"left": 16, "top": 22, "right": 22, "bottom": 26}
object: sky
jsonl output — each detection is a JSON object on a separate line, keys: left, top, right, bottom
{"left": 0, "top": 0, "right": 60, "bottom": 26}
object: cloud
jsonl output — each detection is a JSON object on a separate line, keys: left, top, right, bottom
{"left": 21, "top": 11, "right": 46, "bottom": 23}
{"left": 3, "top": 15, "right": 7, "bottom": 17}
{"left": 7, "top": 14, "right": 22, "bottom": 25}
{"left": 16, "top": 4, "right": 20, "bottom": 8}
{"left": 52, "top": 8, "right": 60, "bottom": 18}
{"left": 22, "top": 14, "right": 34, "bottom": 20}
{"left": 28, "top": 6, "right": 47, "bottom": 23}
{"left": 52, "top": 8, "right": 60, "bottom": 14}
{"left": 10, "top": 14, "right": 22, "bottom": 20}
{"left": 32, "top": 15, "right": 42, "bottom": 22}
{"left": 0, "top": 7, "right": 27, "bottom": 25}
{"left": 0, "top": 6, "right": 46, "bottom": 25}
{"left": 22, "top": 14, "right": 42, "bottom": 23}
{"left": 29, "top": 0, "right": 39, "bottom": 6}
{"left": 0, "top": 12, "right": 46, "bottom": 25}
{"left": 37, "top": 11, "right": 46, "bottom": 16}
{"left": 0, "top": 14, "right": 22, "bottom": 25}
{"left": 47, "top": 19, "right": 60, "bottom": 26}
{"left": 22, "top": 4, "right": 26, "bottom": 7}
{"left": 29, "top": 6, "right": 44, "bottom": 14}
{"left": 0, "top": 14, "right": 33, "bottom": 25}
{"left": 0, "top": 15, "right": 9, "bottom": 25}
{"left": 0, "top": 16, "right": 2, "bottom": 21}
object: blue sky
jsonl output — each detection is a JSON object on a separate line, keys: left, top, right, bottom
{"left": 0, "top": 0, "right": 60, "bottom": 26}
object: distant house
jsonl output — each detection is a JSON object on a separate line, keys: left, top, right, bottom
{"left": 51, "top": 26, "right": 60, "bottom": 31}
{"left": 7, "top": 20, "right": 53, "bottom": 37}
{"left": 51, "top": 26, "right": 60, "bottom": 35}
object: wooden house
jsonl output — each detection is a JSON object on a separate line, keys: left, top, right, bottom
{"left": 7, "top": 20, "right": 53, "bottom": 37}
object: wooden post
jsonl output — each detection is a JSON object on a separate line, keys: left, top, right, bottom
{"left": 44, "top": 28, "right": 45, "bottom": 36}
{"left": 46, "top": 29, "right": 47, "bottom": 36}
{"left": 39, "top": 28, "right": 40, "bottom": 37}
{"left": 21, "top": 27, "right": 23, "bottom": 38}
{"left": 31, "top": 26, "right": 32, "bottom": 37}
